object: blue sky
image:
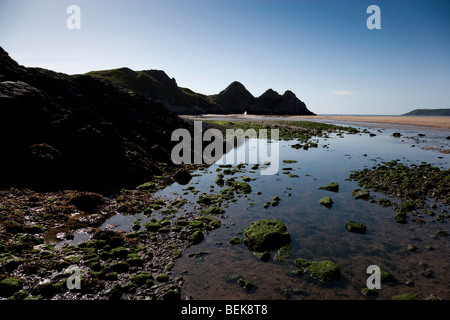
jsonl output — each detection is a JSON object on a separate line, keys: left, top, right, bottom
{"left": 0, "top": 0, "right": 449, "bottom": 115}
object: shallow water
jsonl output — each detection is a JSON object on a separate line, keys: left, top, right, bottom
{"left": 101, "top": 122, "right": 450, "bottom": 300}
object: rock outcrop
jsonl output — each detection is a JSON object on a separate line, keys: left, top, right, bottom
{"left": 0, "top": 46, "right": 196, "bottom": 190}
{"left": 87, "top": 69, "right": 316, "bottom": 115}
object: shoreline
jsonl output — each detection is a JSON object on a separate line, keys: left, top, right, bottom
{"left": 187, "top": 114, "right": 450, "bottom": 129}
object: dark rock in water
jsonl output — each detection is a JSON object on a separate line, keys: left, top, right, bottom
{"left": 294, "top": 258, "right": 341, "bottom": 282}
{"left": 238, "top": 278, "right": 254, "bottom": 291}
{"left": 395, "top": 211, "right": 407, "bottom": 224}
{"left": 345, "top": 221, "right": 367, "bottom": 234}
{"left": 253, "top": 251, "right": 271, "bottom": 262}
{"left": 391, "top": 293, "right": 416, "bottom": 300}
{"left": 318, "top": 182, "right": 339, "bottom": 192}
{"left": 173, "top": 168, "right": 192, "bottom": 185}
{"left": 244, "top": 219, "right": 291, "bottom": 252}
{"left": 189, "top": 230, "right": 204, "bottom": 245}
{"left": 318, "top": 196, "right": 333, "bottom": 208}
{"left": 352, "top": 189, "right": 370, "bottom": 200}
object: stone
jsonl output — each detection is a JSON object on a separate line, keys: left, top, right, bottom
{"left": 0, "top": 277, "right": 23, "bottom": 297}
{"left": 294, "top": 259, "right": 341, "bottom": 282}
{"left": 318, "top": 182, "right": 339, "bottom": 192}
{"left": 352, "top": 189, "right": 370, "bottom": 200}
{"left": 244, "top": 219, "right": 291, "bottom": 252}
{"left": 345, "top": 221, "right": 367, "bottom": 234}
{"left": 318, "top": 196, "right": 333, "bottom": 207}
{"left": 173, "top": 168, "right": 192, "bottom": 185}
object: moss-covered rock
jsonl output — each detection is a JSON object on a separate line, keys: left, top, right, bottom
{"left": 27, "top": 224, "right": 44, "bottom": 234}
{"left": 144, "top": 221, "right": 162, "bottom": 231}
{"left": 225, "top": 180, "right": 252, "bottom": 194}
{"left": 294, "top": 258, "right": 341, "bottom": 282}
{"left": 32, "top": 281, "right": 59, "bottom": 298}
{"left": 318, "top": 182, "right": 339, "bottom": 192}
{"left": 206, "top": 206, "right": 225, "bottom": 215}
{"left": 395, "top": 211, "right": 407, "bottom": 224}
{"left": 244, "top": 219, "right": 291, "bottom": 252}
{"left": 109, "top": 283, "right": 123, "bottom": 300}
{"left": 238, "top": 278, "right": 254, "bottom": 291}
{"left": 108, "top": 246, "right": 129, "bottom": 259}
{"left": 253, "top": 251, "right": 271, "bottom": 262}
{"left": 392, "top": 293, "right": 416, "bottom": 300}
{"left": 318, "top": 196, "right": 333, "bottom": 207}
{"left": 189, "top": 230, "right": 204, "bottom": 245}
{"left": 132, "top": 273, "right": 153, "bottom": 286}
{"left": 345, "top": 221, "right": 367, "bottom": 234}
{"left": 156, "top": 274, "right": 169, "bottom": 282}
{"left": 352, "top": 189, "right": 370, "bottom": 200}
{"left": 0, "top": 277, "right": 23, "bottom": 297}
{"left": 229, "top": 237, "right": 244, "bottom": 245}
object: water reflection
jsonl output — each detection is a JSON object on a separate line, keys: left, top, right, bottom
{"left": 97, "top": 121, "right": 450, "bottom": 299}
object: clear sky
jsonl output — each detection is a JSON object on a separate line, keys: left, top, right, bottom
{"left": 0, "top": 0, "right": 449, "bottom": 115}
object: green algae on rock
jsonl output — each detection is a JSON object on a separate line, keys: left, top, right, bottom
{"left": 0, "top": 277, "right": 23, "bottom": 298}
{"left": 352, "top": 189, "right": 370, "bottom": 200}
{"left": 392, "top": 293, "right": 416, "bottom": 300}
{"left": 294, "top": 258, "right": 341, "bottom": 282}
{"left": 345, "top": 221, "right": 367, "bottom": 234}
{"left": 243, "top": 219, "right": 291, "bottom": 252}
{"left": 349, "top": 161, "right": 450, "bottom": 207}
{"left": 318, "top": 182, "right": 339, "bottom": 192}
{"left": 318, "top": 196, "right": 333, "bottom": 207}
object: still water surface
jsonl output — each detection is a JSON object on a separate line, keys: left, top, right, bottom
{"left": 105, "top": 121, "right": 450, "bottom": 299}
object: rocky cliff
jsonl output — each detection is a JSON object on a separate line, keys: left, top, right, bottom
{"left": 87, "top": 69, "right": 316, "bottom": 116}
{"left": 0, "top": 47, "right": 196, "bottom": 190}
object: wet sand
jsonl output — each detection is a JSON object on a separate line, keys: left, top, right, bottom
{"left": 296, "top": 115, "right": 450, "bottom": 129}
{"left": 193, "top": 114, "right": 450, "bottom": 129}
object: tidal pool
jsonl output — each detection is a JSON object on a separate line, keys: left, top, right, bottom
{"left": 103, "top": 121, "right": 450, "bottom": 300}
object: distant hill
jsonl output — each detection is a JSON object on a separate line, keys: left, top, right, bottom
{"left": 403, "top": 108, "right": 450, "bottom": 116}
{"left": 85, "top": 69, "right": 315, "bottom": 116}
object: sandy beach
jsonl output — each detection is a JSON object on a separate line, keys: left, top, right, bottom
{"left": 193, "top": 114, "right": 450, "bottom": 129}
{"left": 297, "top": 115, "right": 450, "bottom": 129}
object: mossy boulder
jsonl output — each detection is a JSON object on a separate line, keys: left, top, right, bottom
{"left": 27, "top": 224, "right": 44, "bottom": 234}
{"left": 132, "top": 273, "right": 153, "bottom": 286}
{"left": 156, "top": 274, "right": 169, "bottom": 282}
{"left": 318, "top": 182, "right": 339, "bottom": 192}
{"left": 229, "top": 237, "right": 244, "bottom": 245}
{"left": 345, "top": 221, "right": 367, "bottom": 234}
{"left": 0, "top": 277, "right": 23, "bottom": 297}
{"left": 244, "top": 219, "right": 291, "bottom": 252}
{"left": 206, "top": 206, "right": 225, "bottom": 215}
{"left": 392, "top": 293, "right": 416, "bottom": 300}
{"left": 144, "top": 221, "right": 162, "bottom": 231}
{"left": 189, "top": 230, "right": 204, "bottom": 245}
{"left": 253, "top": 251, "right": 271, "bottom": 262}
{"left": 352, "top": 189, "right": 370, "bottom": 200}
{"left": 318, "top": 196, "right": 333, "bottom": 207}
{"left": 395, "top": 211, "right": 407, "bottom": 224}
{"left": 294, "top": 258, "right": 341, "bottom": 282}
{"left": 238, "top": 278, "right": 254, "bottom": 291}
